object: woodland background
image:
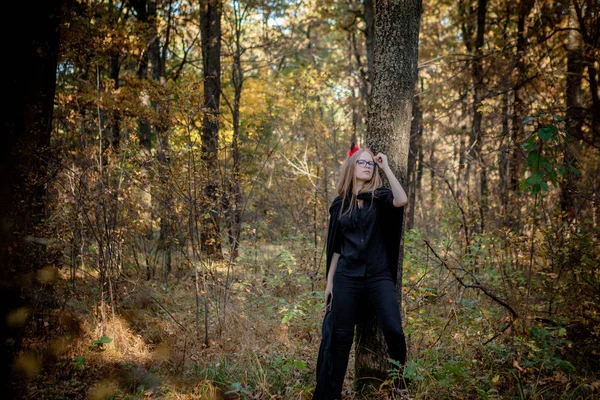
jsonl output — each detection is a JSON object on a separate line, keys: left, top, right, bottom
{"left": 1, "top": 0, "right": 600, "bottom": 399}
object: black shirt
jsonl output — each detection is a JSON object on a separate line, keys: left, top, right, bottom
{"left": 332, "top": 190, "right": 397, "bottom": 277}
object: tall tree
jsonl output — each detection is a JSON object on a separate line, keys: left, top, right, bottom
{"left": 223, "top": 0, "right": 248, "bottom": 261}
{"left": 355, "top": 0, "right": 422, "bottom": 389}
{"left": 147, "top": 0, "right": 174, "bottom": 279}
{"left": 562, "top": 0, "right": 584, "bottom": 216}
{"left": 509, "top": 0, "right": 535, "bottom": 195}
{"left": 131, "top": 0, "right": 156, "bottom": 278}
{"left": 406, "top": 79, "right": 422, "bottom": 230}
{"left": 200, "top": 0, "right": 223, "bottom": 258}
{"left": 467, "top": 0, "right": 488, "bottom": 232}
{"left": 1, "top": 0, "right": 64, "bottom": 393}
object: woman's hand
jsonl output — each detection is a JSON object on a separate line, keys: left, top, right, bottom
{"left": 374, "top": 153, "right": 390, "bottom": 170}
{"left": 376, "top": 152, "right": 408, "bottom": 207}
{"left": 324, "top": 282, "right": 333, "bottom": 308}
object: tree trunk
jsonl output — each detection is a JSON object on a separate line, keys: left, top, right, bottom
{"left": 406, "top": 80, "right": 422, "bottom": 230}
{"left": 561, "top": 0, "right": 584, "bottom": 217}
{"left": 500, "top": 90, "right": 509, "bottom": 218}
{"left": 148, "top": 0, "right": 174, "bottom": 279}
{"left": 109, "top": 52, "right": 121, "bottom": 150}
{"left": 132, "top": 0, "right": 155, "bottom": 278}
{"left": 470, "top": 0, "right": 488, "bottom": 232}
{"left": 200, "top": 0, "right": 223, "bottom": 258}
{"left": 224, "top": 0, "right": 245, "bottom": 261}
{"left": 356, "top": 0, "right": 422, "bottom": 390}
{"left": 364, "top": 0, "right": 375, "bottom": 97}
{"left": 509, "top": 0, "right": 534, "bottom": 193}
{"left": 1, "top": 0, "right": 64, "bottom": 393}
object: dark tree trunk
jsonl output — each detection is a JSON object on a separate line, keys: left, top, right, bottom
{"left": 227, "top": 5, "right": 243, "bottom": 261}
{"left": 498, "top": 0, "right": 511, "bottom": 221}
{"left": 572, "top": 0, "right": 599, "bottom": 138}
{"left": 459, "top": 0, "right": 488, "bottom": 231}
{"left": 471, "top": 0, "right": 488, "bottom": 232}
{"left": 1, "top": 0, "right": 64, "bottom": 393}
{"left": 406, "top": 80, "right": 422, "bottom": 230}
{"left": 109, "top": 52, "right": 121, "bottom": 150}
{"left": 414, "top": 80, "right": 425, "bottom": 224}
{"left": 356, "top": 0, "right": 422, "bottom": 390}
{"left": 364, "top": 0, "right": 375, "bottom": 95}
{"left": 509, "top": 0, "right": 534, "bottom": 194}
{"left": 200, "top": 0, "right": 223, "bottom": 258}
{"left": 500, "top": 90, "right": 510, "bottom": 217}
{"left": 561, "top": 0, "right": 584, "bottom": 217}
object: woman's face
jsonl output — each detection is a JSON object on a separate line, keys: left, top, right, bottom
{"left": 354, "top": 151, "right": 376, "bottom": 182}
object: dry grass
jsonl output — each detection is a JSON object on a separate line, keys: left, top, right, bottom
{"left": 11, "top": 241, "right": 330, "bottom": 399}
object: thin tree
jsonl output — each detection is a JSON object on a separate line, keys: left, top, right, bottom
{"left": 562, "top": 0, "right": 584, "bottom": 217}
{"left": 200, "top": 0, "right": 223, "bottom": 258}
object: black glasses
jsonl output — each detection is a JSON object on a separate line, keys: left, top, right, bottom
{"left": 356, "top": 160, "right": 376, "bottom": 169}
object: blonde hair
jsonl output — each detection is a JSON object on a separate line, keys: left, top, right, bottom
{"left": 336, "top": 147, "right": 383, "bottom": 217}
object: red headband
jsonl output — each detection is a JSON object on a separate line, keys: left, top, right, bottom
{"left": 347, "top": 145, "right": 371, "bottom": 157}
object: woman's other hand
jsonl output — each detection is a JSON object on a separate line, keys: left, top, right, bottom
{"left": 374, "top": 153, "right": 389, "bottom": 170}
{"left": 325, "top": 283, "right": 333, "bottom": 309}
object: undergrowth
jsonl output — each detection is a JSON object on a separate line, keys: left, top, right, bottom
{"left": 10, "top": 224, "right": 600, "bottom": 399}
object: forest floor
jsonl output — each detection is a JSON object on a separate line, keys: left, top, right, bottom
{"left": 10, "top": 239, "right": 600, "bottom": 399}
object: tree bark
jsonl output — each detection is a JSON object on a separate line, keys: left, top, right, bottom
{"left": 356, "top": 0, "right": 422, "bottom": 390}
{"left": 364, "top": 0, "right": 375, "bottom": 97}
{"left": 509, "top": 0, "right": 534, "bottom": 193}
{"left": 406, "top": 80, "right": 422, "bottom": 230}
{"left": 109, "top": 52, "right": 121, "bottom": 150}
{"left": 132, "top": 0, "right": 155, "bottom": 279}
{"left": 1, "top": 0, "right": 64, "bottom": 393}
{"left": 471, "top": 0, "right": 488, "bottom": 232}
{"left": 223, "top": 0, "right": 246, "bottom": 261}
{"left": 561, "top": 0, "right": 584, "bottom": 217}
{"left": 148, "top": 0, "right": 174, "bottom": 279}
{"left": 200, "top": 0, "right": 223, "bottom": 258}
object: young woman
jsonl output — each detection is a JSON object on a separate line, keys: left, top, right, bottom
{"left": 313, "top": 145, "right": 408, "bottom": 399}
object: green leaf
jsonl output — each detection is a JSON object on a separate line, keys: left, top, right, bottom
{"left": 558, "top": 328, "right": 567, "bottom": 336}
{"left": 519, "top": 180, "right": 528, "bottom": 191}
{"left": 539, "top": 157, "right": 552, "bottom": 172}
{"left": 523, "top": 116, "right": 535, "bottom": 124}
{"left": 293, "top": 360, "right": 308, "bottom": 370}
{"left": 527, "top": 150, "right": 540, "bottom": 168}
{"left": 557, "top": 165, "right": 568, "bottom": 177}
{"left": 558, "top": 360, "right": 576, "bottom": 374}
{"left": 538, "top": 127, "right": 552, "bottom": 141}
{"left": 527, "top": 173, "right": 543, "bottom": 185}
{"left": 548, "top": 169, "right": 558, "bottom": 186}
{"left": 522, "top": 135, "right": 536, "bottom": 150}
{"left": 540, "top": 181, "right": 549, "bottom": 192}
{"left": 552, "top": 114, "right": 565, "bottom": 122}
{"left": 91, "top": 336, "right": 113, "bottom": 346}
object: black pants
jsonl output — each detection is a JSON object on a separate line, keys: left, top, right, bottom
{"left": 326, "top": 271, "right": 406, "bottom": 399}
